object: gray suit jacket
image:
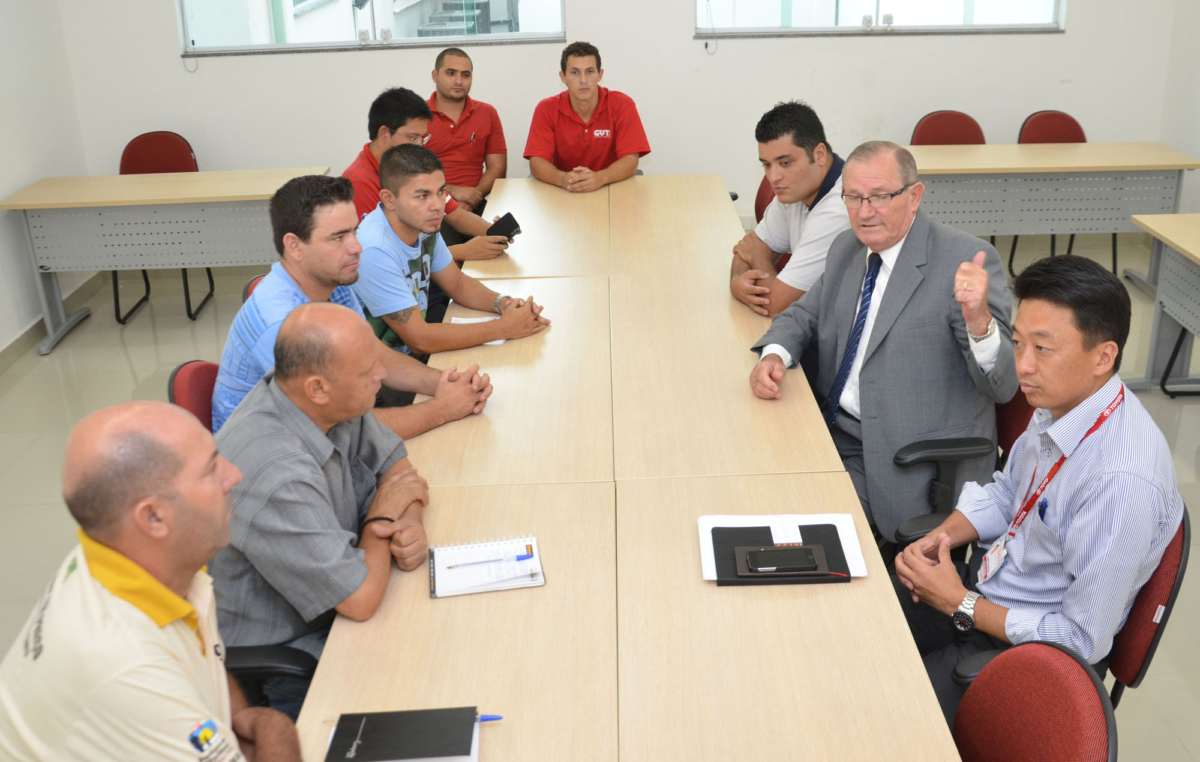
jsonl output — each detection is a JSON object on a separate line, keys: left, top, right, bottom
{"left": 753, "top": 211, "right": 1019, "bottom": 538}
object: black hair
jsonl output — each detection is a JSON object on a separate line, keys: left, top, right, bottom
{"left": 561, "top": 41, "right": 601, "bottom": 73}
{"left": 379, "top": 144, "right": 444, "bottom": 195}
{"left": 269, "top": 175, "right": 355, "bottom": 256}
{"left": 1013, "top": 254, "right": 1132, "bottom": 373}
{"left": 367, "top": 87, "right": 433, "bottom": 141}
{"left": 755, "top": 101, "right": 831, "bottom": 160}
{"left": 435, "top": 47, "right": 472, "bottom": 70}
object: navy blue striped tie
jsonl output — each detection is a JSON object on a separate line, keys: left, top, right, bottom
{"left": 825, "top": 253, "right": 883, "bottom": 428}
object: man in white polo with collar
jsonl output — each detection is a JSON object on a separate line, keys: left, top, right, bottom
{"left": 730, "top": 100, "right": 851, "bottom": 317}
{"left": 0, "top": 401, "right": 299, "bottom": 762}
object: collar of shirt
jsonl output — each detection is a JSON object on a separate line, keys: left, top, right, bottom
{"left": 78, "top": 528, "right": 202, "bottom": 647}
{"left": 807, "top": 154, "right": 845, "bottom": 211}
{"left": 263, "top": 372, "right": 343, "bottom": 465}
{"left": 868, "top": 226, "right": 909, "bottom": 275}
{"left": 427, "top": 92, "right": 477, "bottom": 124}
{"left": 558, "top": 86, "right": 609, "bottom": 125}
{"left": 357, "top": 142, "right": 379, "bottom": 172}
{"left": 1031, "top": 373, "right": 1125, "bottom": 458}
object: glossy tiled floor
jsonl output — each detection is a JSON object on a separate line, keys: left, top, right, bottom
{"left": 0, "top": 239, "right": 1198, "bottom": 760}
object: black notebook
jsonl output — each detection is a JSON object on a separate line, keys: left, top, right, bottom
{"left": 325, "top": 706, "right": 478, "bottom": 762}
{"left": 711, "top": 524, "right": 851, "bottom": 586}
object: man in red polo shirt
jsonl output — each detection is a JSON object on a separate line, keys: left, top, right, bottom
{"left": 524, "top": 41, "right": 651, "bottom": 193}
{"left": 425, "top": 48, "right": 507, "bottom": 235}
{"left": 343, "top": 87, "right": 510, "bottom": 260}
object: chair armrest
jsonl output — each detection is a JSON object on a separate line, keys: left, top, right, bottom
{"left": 895, "top": 513, "right": 953, "bottom": 546}
{"left": 952, "top": 649, "right": 1006, "bottom": 687}
{"left": 224, "top": 645, "right": 317, "bottom": 682}
{"left": 894, "top": 437, "right": 996, "bottom": 467}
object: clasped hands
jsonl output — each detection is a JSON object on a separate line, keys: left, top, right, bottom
{"left": 561, "top": 166, "right": 604, "bottom": 193}
{"left": 731, "top": 232, "right": 776, "bottom": 317}
{"left": 894, "top": 533, "right": 970, "bottom": 616}
{"left": 367, "top": 466, "right": 430, "bottom": 572}
{"left": 433, "top": 363, "right": 492, "bottom": 418}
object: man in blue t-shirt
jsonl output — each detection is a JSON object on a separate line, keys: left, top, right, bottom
{"left": 352, "top": 145, "right": 550, "bottom": 356}
{"left": 212, "top": 175, "right": 493, "bottom": 435}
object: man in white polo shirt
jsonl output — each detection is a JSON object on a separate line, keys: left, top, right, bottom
{"left": 730, "top": 101, "right": 851, "bottom": 317}
{"left": 0, "top": 401, "right": 300, "bottom": 762}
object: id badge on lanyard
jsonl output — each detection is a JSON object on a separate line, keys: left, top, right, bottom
{"left": 977, "top": 387, "right": 1124, "bottom": 585}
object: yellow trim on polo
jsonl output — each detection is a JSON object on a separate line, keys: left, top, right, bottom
{"left": 77, "top": 529, "right": 201, "bottom": 643}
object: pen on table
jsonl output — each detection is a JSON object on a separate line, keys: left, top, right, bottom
{"left": 447, "top": 554, "right": 533, "bottom": 569}
{"left": 1038, "top": 497, "right": 1048, "bottom": 520}
{"left": 477, "top": 714, "right": 503, "bottom": 722}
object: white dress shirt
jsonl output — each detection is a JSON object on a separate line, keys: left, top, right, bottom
{"left": 762, "top": 224, "right": 1000, "bottom": 418}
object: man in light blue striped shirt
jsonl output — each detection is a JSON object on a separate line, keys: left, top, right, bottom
{"left": 894, "top": 255, "right": 1184, "bottom": 725}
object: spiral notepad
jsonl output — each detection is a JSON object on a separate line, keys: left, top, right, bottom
{"left": 428, "top": 536, "right": 545, "bottom": 599}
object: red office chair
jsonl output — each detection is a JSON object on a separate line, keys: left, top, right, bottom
{"left": 751, "top": 176, "right": 796, "bottom": 271}
{"left": 911, "top": 110, "right": 986, "bottom": 146}
{"left": 243, "top": 273, "right": 268, "bottom": 303}
{"left": 167, "top": 360, "right": 219, "bottom": 432}
{"left": 118, "top": 132, "right": 215, "bottom": 324}
{"left": 1008, "top": 112, "right": 1117, "bottom": 277}
{"left": 1108, "top": 507, "right": 1190, "bottom": 707}
{"left": 953, "top": 642, "right": 1117, "bottom": 762}
{"left": 166, "top": 359, "right": 318, "bottom": 705}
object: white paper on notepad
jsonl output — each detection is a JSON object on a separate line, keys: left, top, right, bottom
{"left": 697, "top": 514, "right": 868, "bottom": 580}
{"left": 450, "top": 316, "right": 505, "bottom": 345}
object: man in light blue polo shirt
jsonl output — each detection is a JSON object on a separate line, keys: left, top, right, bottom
{"left": 212, "top": 175, "right": 492, "bottom": 435}
{"left": 352, "top": 144, "right": 549, "bottom": 357}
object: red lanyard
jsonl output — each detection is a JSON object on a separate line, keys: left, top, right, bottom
{"left": 1008, "top": 387, "right": 1124, "bottom": 538}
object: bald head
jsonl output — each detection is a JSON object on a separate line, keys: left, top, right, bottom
{"left": 62, "top": 401, "right": 201, "bottom": 536}
{"left": 275, "top": 301, "right": 374, "bottom": 383}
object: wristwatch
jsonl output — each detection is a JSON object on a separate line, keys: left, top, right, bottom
{"left": 952, "top": 591, "right": 982, "bottom": 632}
{"left": 969, "top": 317, "right": 997, "bottom": 343}
{"left": 493, "top": 294, "right": 509, "bottom": 314}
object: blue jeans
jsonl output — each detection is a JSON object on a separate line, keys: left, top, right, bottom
{"left": 261, "top": 626, "right": 330, "bottom": 721}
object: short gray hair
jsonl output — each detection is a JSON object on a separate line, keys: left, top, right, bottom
{"left": 274, "top": 307, "right": 335, "bottom": 383}
{"left": 845, "top": 140, "right": 919, "bottom": 186}
{"left": 65, "top": 432, "right": 183, "bottom": 534}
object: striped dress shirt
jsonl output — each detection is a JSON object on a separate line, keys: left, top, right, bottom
{"left": 957, "top": 374, "right": 1184, "bottom": 662}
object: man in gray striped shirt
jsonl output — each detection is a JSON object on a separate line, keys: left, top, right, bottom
{"left": 894, "top": 255, "right": 1185, "bottom": 725}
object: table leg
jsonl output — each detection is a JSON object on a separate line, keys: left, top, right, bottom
{"left": 1124, "top": 304, "right": 1200, "bottom": 392}
{"left": 1123, "top": 169, "right": 1183, "bottom": 298}
{"left": 23, "top": 211, "right": 91, "bottom": 355}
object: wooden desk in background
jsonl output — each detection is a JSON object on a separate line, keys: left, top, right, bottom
{"left": 0, "top": 167, "right": 328, "bottom": 354}
{"left": 405, "top": 276, "right": 614, "bottom": 487}
{"left": 906, "top": 142, "right": 1200, "bottom": 295}
{"left": 461, "top": 179, "right": 610, "bottom": 281}
{"left": 1127, "top": 213, "right": 1200, "bottom": 394}
{"left": 296, "top": 481, "right": 618, "bottom": 762}
{"left": 617, "top": 472, "right": 960, "bottom": 762}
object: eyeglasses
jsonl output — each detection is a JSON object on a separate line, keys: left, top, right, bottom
{"left": 841, "top": 185, "right": 911, "bottom": 209}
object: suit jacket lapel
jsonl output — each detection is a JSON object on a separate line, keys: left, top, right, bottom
{"left": 862, "top": 212, "right": 930, "bottom": 365}
{"left": 835, "top": 246, "right": 868, "bottom": 360}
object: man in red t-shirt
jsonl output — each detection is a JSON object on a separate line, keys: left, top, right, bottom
{"left": 425, "top": 47, "right": 507, "bottom": 228}
{"left": 524, "top": 41, "right": 651, "bottom": 193}
{"left": 342, "top": 87, "right": 510, "bottom": 261}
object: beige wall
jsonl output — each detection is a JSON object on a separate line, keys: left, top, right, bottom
{"left": 1160, "top": 0, "right": 1200, "bottom": 213}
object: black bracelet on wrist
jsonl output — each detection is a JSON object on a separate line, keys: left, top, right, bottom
{"left": 360, "top": 516, "right": 395, "bottom": 532}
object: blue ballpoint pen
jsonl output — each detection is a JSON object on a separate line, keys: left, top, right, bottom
{"left": 1038, "top": 497, "right": 1048, "bottom": 520}
{"left": 477, "top": 715, "right": 503, "bottom": 722}
{"left": 447, "top": 554, "right": 533, "bottom": 569}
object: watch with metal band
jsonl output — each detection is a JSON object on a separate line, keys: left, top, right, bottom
{"left": 969, "top": 317, "right": 997, "bottom": 343}
{"left": 493, "top": 294, "right": 509, "bottom": 314}
{"left": 952, "top": 591, "right": 982, "bottom": 632}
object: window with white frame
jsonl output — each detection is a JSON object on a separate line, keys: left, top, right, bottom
{"left": 696, "top": 0, "right": 1062, "bottom": 35}
{"left": 180, "top": 0, "right": 564, "bottom": 55}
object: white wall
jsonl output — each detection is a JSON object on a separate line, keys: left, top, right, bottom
{"left": 0, "top": 1, "right": 91, "bottom": 351}
{"left": 1160, "top": 0, "right": 1200, "bottom": 213}
{"left": 53, "top": 0, "right": 1178, "bottom": 226}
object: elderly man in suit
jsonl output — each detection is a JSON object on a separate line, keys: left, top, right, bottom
{"left": 749, "top": 140, "right": 1018, "bottom": 542}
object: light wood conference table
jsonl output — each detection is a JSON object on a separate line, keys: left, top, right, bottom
{"left": 460, "top": 178, "right": 610, "bottom": 281}
{"left": 618, "top": 472, "right": 959, "bottom": 762}
{"left": 295, "top": 481, "right": 618, "bottom": 762}
{"left": 0, "top": 166, "right": 329, "bottom": 354}
{"left": 405, "top": 276, "right": 614, "bottom": 487}
{"left": 1127, "top": 213, "right": 1200, "bottom": 394}
{"left": 906, "top": 142, "right": 1200, "bottom": 296}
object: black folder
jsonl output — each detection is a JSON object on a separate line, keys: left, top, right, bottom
{"left": 325, "top": 706, "right": 477, "bottom": 761}
{"left": 712, "top": 524, "right": 851, "bottom": 586}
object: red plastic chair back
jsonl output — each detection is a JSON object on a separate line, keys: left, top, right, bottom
{"left": 1018, "top": 111, "right": 1087, "bottom": 144}
{"left": 243, "top": 274, "right": 267, "bottom": 303}
{"left": 1110, "top": 508, "right": 1190, "bottom": 688}
{"left": 910, "top": 110, "right": 986, "bottom": 145}
{"left": 168, "top": 360, "right": 219, "bottom": 432}
{"left": 954, "top": 642, "right": 1115, "bottom": 762}
{"left": 996, "top": 389, "right": 1035, "bottom": 456}
{"left": 120, "top": 132, "right": 199, "bottom": 175}
{"left": 754, "top": 176, "right": 774, "bottom": 224}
